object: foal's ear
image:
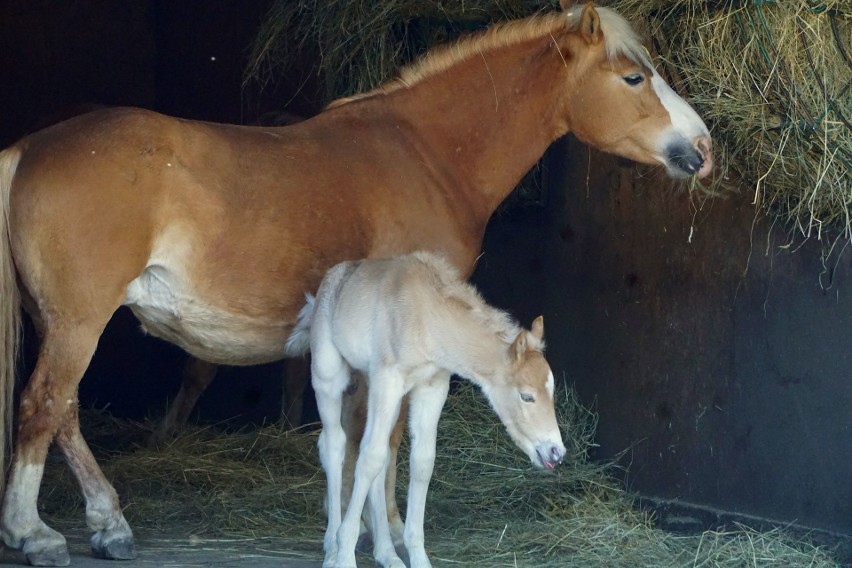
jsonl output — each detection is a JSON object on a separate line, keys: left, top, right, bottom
{"left": 558, "top": 0, "right": 576, "bottom": 10}
{"left": 511, "top": 330, "right": 529, "bottom": 361}
{"left": 531, "top": 316, "right": 545, "bottom": 340}
{"left": 579, "top": 3, "right": 603, "bottom": 46}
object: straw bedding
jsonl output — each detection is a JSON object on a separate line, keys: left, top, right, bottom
{"left": 39, "top": 383, "right": 841, "bottom": 567}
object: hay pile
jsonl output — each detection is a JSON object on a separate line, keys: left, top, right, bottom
{"left": 40, "top": 383, "right": 841, "bottom": 567}
{"left": 611, "top": 0, "right": 851, "bottom": 246}
{"left": 246, "top": 0, "right": 851, "bottom": 244}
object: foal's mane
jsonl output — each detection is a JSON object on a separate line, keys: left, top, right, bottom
{"left": 328, "top": 6, "right": 651, "bottom": 108}
{"left": 412, "top": 252, "right": 543, "bottom": 351}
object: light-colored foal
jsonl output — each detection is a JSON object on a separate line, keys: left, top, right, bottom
{"left": 288, "top": 251, "right": 565, "bottom": 568}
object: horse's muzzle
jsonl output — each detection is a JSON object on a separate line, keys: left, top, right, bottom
{"left": 666, "top": 136, "right": 713, "bottom": 178}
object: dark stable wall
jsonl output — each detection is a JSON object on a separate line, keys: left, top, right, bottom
{"left": 472, "top": 135, "right": 852, "bottom": 536}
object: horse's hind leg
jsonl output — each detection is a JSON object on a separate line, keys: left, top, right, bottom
{"left": 1, "top": 321, "right": 117, "bottom": 566}
{"left": 54, "top": 402, "right": 135, "bottom": 560}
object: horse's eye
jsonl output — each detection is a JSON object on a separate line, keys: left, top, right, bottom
{"left": 624, "top": 74, "right": 644, "bottom": 86}
{"left": 519, "top": 392, "right": 535, "bottom": 403}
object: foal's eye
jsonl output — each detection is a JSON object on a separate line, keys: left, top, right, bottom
{"left": 519, "top": 392, "right": 535, "bottom": 403}
{"left": 623, "top": 74, "right": 644, "bottom": 86}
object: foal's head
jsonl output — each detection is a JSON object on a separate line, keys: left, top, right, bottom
{"left": 485, "top": 316, "right": 565, "bottom": 470}
{"left": 558, "top": 2, "right": 713, "bottom": 178}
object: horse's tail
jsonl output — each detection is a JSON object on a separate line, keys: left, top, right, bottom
{"left": 0, "top": 147, "right": 22, "bottom": 493}
{"left": 284, "top": 293, "right": 315, "bottom": 357}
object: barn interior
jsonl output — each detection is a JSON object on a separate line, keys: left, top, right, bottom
{"left": 1, "top": 0, "right": 850, "bottom": 566}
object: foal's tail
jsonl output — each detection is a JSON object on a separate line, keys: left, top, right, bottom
{"left": 284, "top": 293, "right": 315, "bottom": 357}
{"left": 0, "top": 147, "right": 22, "bottom": 489}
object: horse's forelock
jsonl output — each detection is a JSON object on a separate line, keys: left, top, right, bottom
{"left": 564, "top": 6, "right": 653, "bottom": 70}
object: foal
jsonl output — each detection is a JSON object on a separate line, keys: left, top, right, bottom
{"left": 287, "top": 252, "right": 565, "bottom": 568}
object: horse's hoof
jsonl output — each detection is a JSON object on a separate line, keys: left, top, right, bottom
{"left": 92, "top": 537, "right": 136, "bottom": 560}
{"left": 18, "top": 528, "right": 70, "bottom": 567}
{"left": 25, "top": 546, "right": 71, "bottom": 567}
{"left": 92, "top": 523, "right": 136, "bottom": 560}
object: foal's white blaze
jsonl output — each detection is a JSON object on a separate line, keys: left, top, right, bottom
{"left": 546, "top": 370, "right": 555, "bottom": 399}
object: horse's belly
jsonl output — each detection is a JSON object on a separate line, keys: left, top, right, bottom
{"left": 124, "top": 265, "right": 288, "bottom": 366}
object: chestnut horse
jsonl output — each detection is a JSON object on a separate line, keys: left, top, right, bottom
{"left": 0, "top": 3, "right": 712, "bottom": 566}
{"left": 292, "top": 251, "right": 564, "bottom": 568}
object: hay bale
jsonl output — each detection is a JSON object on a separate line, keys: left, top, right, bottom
{"left": 40, "top": 383, "right": 841, "bottom": 566}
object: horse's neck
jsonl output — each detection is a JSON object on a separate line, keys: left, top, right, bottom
{"left": 382, "top": 35, "right": 568, "bottom": 220}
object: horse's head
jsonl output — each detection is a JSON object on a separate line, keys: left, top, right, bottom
{"left": 484, "top": 316, "right": 565, "bottom": 470}
{"left": 558, "top": 2, "right": 713, "bottom": 178}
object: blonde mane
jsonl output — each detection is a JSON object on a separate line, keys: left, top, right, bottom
{"left": 329, "top": 6, "right": 651, "bottom": 108}
{"left": 410, "top": 251, "right": 543, "bottom": 351}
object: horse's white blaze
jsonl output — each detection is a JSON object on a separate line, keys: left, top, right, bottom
{"left": 651, "top": 73, "right": 710, "bottom": 144}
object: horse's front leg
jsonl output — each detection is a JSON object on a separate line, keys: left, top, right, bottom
{"left": 337, "top": 368, "right": 405, "bottom": 568}
{"left": 404, "top": 372, "right": 451, "bottom": 568}
{"left": 150, "top": 357, "right": 218, "bottom": 445}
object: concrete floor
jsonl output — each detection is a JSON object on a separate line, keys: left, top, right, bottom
{"left": 1, "top": 531, "right": 326, "bottom": 568}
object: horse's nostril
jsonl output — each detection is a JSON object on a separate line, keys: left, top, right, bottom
{"left": 550, "top": 445, "right": 565, "bottom": 464}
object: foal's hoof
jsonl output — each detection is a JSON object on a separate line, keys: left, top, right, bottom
{"left": 24, "top": 545, "right": 71, "bottom": 567}
{"left": 91, "top": 531, "right": 137, "bottom": 560}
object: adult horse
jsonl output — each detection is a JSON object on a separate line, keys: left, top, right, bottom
{"left": 0, "top": 2, "right": 712, "bottom": 565}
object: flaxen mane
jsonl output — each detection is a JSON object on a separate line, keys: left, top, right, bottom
{"left": 328, "top": 6, "right": 652, "bottom": 108}
{"left": 409, "top": 252, "right": 543, "bottom": 351}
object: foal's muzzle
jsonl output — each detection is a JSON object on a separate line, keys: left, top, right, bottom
{"left": 536, "top": 443, "right": 566, "bottom": 470}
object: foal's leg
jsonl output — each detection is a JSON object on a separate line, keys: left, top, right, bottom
{"left": 341, "top": 375, "right": 406, "bottom": 546}
{"left": 404, "top": 373, "right": 451, "bottom": 568}
{"left": 1, "top": 323, "right": 114, "bottom": 566}
{"left": 150, "top": 356, "right": 218, "bottom": 445}
{"left": 311, "top": 351, "right": 351, "bottom": 568}
{"left": 337, "top": 369, "right": 405, "bottom": 568}
{"left": 365, "top": 440, "right": 404, "bottom": 568}
{"left": 54, "top": 400, "right": 135, "bottom": 560}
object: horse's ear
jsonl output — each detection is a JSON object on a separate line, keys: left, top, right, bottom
{"left": 531, "top": 316, "right": 544, "bottom": 340}
{"left": 579, "top": 3, "right": 603, "bottom": 45}
{"left": 559, "top": 0, "right": 576, "bottom": 10}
